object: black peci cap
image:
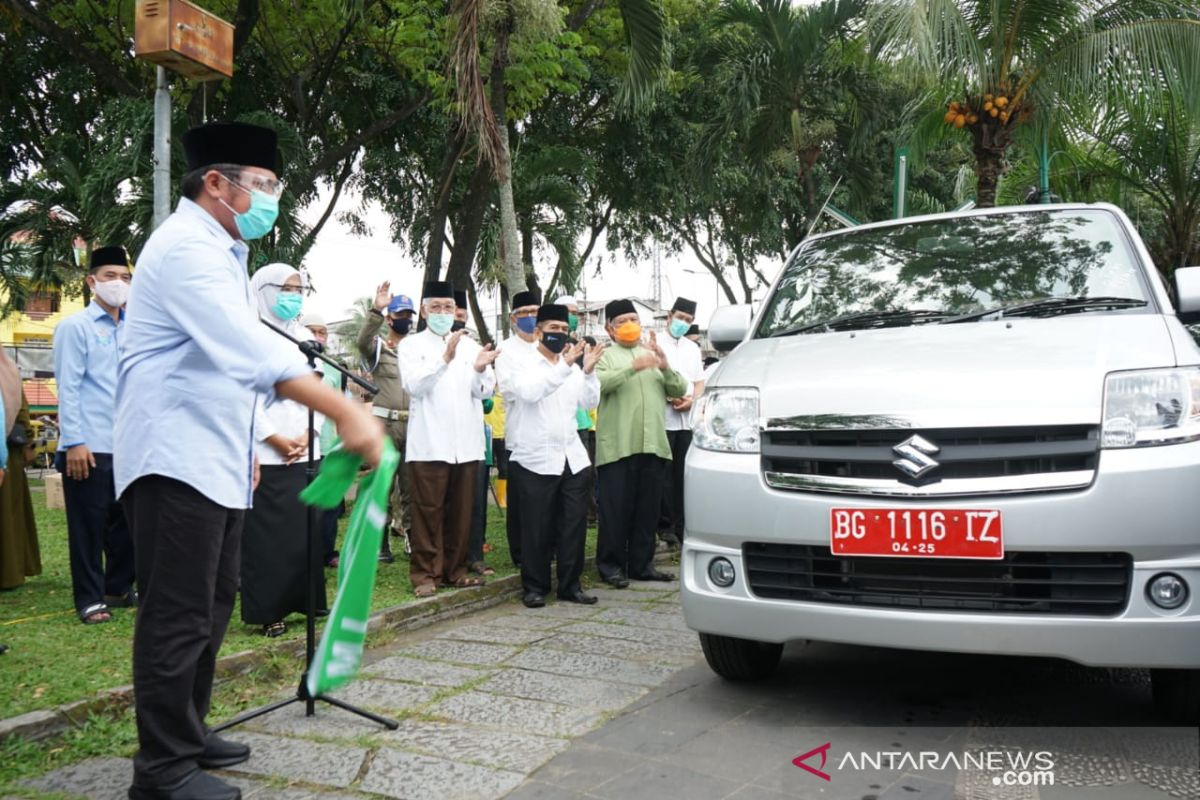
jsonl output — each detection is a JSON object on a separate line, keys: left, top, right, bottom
{"left": 605, "top": 298, "right": 636, "bottom": 321}
{"left": 89, "top": 245, "right": 130, "bottom": 271}
{"left": 182, "top": 122, "right": 279, "bottom": 173}
{"left": 511, "top": 290, "right": 542, "bottom": 310}
{"left": 671, "top": 296, "right": 697, "bottom": 315}
{"left": 422, "top": 281, "right": 454, "bottom": 300}
{"left": 536, "top": 304, "right": 569, "bottom": 323}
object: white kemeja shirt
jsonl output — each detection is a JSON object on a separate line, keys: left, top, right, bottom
{"left": 494, "top": 334, "right": 539, "bottom": 449}
{"left": 661, "top": 334, "right": 704, "bottom": 431}
{"left": 397, "top": 328, "right": 496, "bottom": 463}
{"left": 253, "top": 392, "right": 321, "bottom": 466}
{"left": 509, "top": 352, "right": 600, "bottom": 476}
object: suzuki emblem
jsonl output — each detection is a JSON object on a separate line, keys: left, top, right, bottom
{"left": 892, "top": 434, "right": 941, "bottom": 479}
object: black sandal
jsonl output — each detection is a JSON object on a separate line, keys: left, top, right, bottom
{"left": 263, "top": 621, "right": 286, "bottom": 638}
{"left": 79, "top": 603, "right": 112, "bottom": 625}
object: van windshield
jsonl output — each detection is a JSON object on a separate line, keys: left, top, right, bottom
{"left": 756, "top": 209, "right": 1151, "bottom": 338}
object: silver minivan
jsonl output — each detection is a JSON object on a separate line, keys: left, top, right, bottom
{"left": 683, "top": 204, "right": 1200, "bottom": 722}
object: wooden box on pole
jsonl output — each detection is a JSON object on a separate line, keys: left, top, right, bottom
{"left": 134, "top": 0, "right": 233, "bottom": 80}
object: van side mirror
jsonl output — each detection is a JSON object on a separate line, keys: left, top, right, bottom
{"left": 708, "top": 304, "right": 753, "bottom": 352}
{"left": 1175, "top": 267, "right": 1200, "bottom": 314}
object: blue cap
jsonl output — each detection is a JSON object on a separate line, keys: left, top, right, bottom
{"left": 387, "top": 294, "right": 415, "bottom": 313}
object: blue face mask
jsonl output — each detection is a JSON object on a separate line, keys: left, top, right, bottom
{"left": 273, "top": 293, "right": 303, "bottom": 321}
{"left": 515, "top": 316, "right": 537, "bottom": 335}
{"left": 669, "top": 318, "right": 691, "bottom": 339}
{"left": 221, "top": 181, "right": 280, "bottom": 241}
{"left": 427, "top": 313, "right": 454, "bottom": 336}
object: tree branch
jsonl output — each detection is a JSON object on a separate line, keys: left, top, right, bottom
{"left": 297, "top": 156, "right": 355, "bottom": 255}
{"left": 4, "top": 0, "right": 140, "bottom": 96}
{"left": 308, "top": 95, "right": 429, "bottom": 178}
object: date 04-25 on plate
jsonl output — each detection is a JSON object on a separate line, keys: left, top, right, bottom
{"left": 830, "top": 508, "right": 1004, "bottom": 559}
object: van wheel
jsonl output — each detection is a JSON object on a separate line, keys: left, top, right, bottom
{"left": 1151, "top": 669, "right": 1200, "bottom": 724}
{"left": 699, "top": 632, "right": 783, "bottom": 680}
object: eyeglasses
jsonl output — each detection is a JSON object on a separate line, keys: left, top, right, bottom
{"left": 222, "top": 172, "right": 286, "bottom": 199}
{"left": 270, "top": 283, "right": 306, "bottom": 295}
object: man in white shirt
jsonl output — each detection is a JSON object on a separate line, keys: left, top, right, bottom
{"left": 493, "top": 289, "right": 542, "bottom": 567}
{"left": 660, "top": 297, "right": 705, "bottom": 546}
{"left": 397, "top": 281, "right": 498, "bottom": 597}
{"left": 508, "top": 304, "right": 605, "bottom": 607}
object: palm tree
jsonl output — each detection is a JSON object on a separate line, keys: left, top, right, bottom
{"left": 448, "top": 0, "right": 668, "bottom": 297}
{"left": 1078, "top": 90, "right": 1200, "bottom": 276}
{"left": 694, "top": 0, "right": 873, "bottom": 232}
{"left": 871, "top": 0, "right": 1200, "bottom": 207}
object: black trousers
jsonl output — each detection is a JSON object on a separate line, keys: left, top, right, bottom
{"left": 321, "top": 501, "right": 344, "bottom": 562}
{"left": 504, "top": 447, "right": 523, "bottom": 566}
{"left": 512, "top": 461, "right": 590, "bottom": 597}
{"left": 121, "top": 475, "right": 243, "bottom": 788}
{"left": 579, "top": 430, "right": 598, "bottom": 522}
{"left": 56, "top": 451, "right": 135, "bottom": 615}
{"left": 664, "top": 430, "right": 692, "bottom": 540}
{"left": 468, "top": 458, "right": 489, "bottom": 563}
{"left": 596, "top": 454, "right": 666, "bottom": 580}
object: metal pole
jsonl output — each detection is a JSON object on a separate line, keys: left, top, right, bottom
{"left": 1038, "top": 128, "right": 1052, "bottom": 204}
{"left": 153, "top": 67, "right": 171, "bottom": 229}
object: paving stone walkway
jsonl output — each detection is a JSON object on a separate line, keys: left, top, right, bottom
{"left": 22, "top": 580, "right": 698, "bottom": 800}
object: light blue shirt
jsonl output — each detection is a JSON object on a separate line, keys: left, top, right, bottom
{"left": 0, "top": 394, "right": 7, "bottom": 467}
{"left": 53, "top": 301, "right": 122, "bottom": 453}
{"left": 114, "top": 198, "right": 308, "bottom": 508}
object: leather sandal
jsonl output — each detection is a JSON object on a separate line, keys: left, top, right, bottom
{"left": 79, "top": 603, "right": 112, "bottom": 625}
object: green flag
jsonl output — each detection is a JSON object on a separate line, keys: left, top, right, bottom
{"left": 301, "top": 439, "right": 399, "bottom": 698}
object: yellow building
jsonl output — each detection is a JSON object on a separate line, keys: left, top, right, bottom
{"left": 0, "top": 284, "right": 87, "bottom": 415}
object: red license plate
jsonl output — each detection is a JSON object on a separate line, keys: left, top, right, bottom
{"left": 830, "top": 508, "right": 1004, "bottom": 559}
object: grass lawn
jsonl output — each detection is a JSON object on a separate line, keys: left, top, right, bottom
{"left": 0, "top": 479, "right": 532, "bottom": 721}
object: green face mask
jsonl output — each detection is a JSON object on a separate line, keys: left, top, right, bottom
{"left": 567, "top": 313, "right": 579, "bottom": 333}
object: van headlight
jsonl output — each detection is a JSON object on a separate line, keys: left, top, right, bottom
{"left": 693, "top": 387, "right": 760, "bottom": 453}
{"left": 1102, "top": 368, "right": 1200, "bottom": 448}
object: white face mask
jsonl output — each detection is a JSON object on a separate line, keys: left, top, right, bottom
{"left": 92, "top": 278, "right": 130, "bottom": 308}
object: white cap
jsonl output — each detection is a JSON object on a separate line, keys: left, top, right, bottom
{"left": 554, "top": 295, "right": 578, "bottom": 308}
{"left": 300, "top": 312, "right": 327, "bottom": 329}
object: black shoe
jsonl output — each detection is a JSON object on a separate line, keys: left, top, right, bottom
{"left": 660, "top": 533, "right": 681, "bottom": 549}
{"left": 603, "top": 573, "right": 630, "bottom": 589}
{"left": 129, "top": 770, "right": 241, "bottom": 800}
{"left": 197, "top": 733, "right": 251, "bottom": 769}
{"left": 635, "top": 569, "right": 675, "bottom": 582}
{"left": 522, "top": 593, "right": 546, "bottom": 608}
{"left": 558, "top": 591, "right": 598, "bottom": 605}
{"left": 378, "top": 551, "right": 395, "bottom": 564}
{"left": 105, "top": 590, "right": 139, "bottom": 608}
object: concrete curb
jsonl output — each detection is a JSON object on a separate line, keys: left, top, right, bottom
{"left": 0, "top": 551, "right": 676, "bottom": 745}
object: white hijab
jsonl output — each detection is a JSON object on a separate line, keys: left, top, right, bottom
{"left": 250, "top": 262, "right": 308, "bottom": 336}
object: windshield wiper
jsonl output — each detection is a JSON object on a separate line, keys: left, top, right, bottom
{"left": 943, "top": 296, "right": 1148, "bottom": 324}
{"left": 770, "top": 309, "right": 950, "bottom": 337}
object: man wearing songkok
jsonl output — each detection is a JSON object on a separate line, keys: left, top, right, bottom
{"left": 115, "top": 121, "right": 383, "bottom": 800}
{"left": 508, "top": 304, "right": 605, "bottom": 607}
{"left": 53, "top": 245, "right": 136, "bottom": 625}
{"left": 397, "top": 281, "right": 499, "bottom": 596}
{"left": 593, "top": 299, "right": 687, "bottom": 588}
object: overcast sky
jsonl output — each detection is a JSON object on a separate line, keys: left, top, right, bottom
{"left": 298, "top": 187, "right": 775, "bottom": 333}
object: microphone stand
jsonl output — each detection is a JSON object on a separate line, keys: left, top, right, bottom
{"left": 215, "top": 320, "right": 397, "bottom": 732}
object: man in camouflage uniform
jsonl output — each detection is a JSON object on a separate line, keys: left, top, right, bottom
{"left": 357, "top": 281, "right": 414, "bottom": 562}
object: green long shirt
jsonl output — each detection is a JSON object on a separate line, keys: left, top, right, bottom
{"left": 595, "top": 344, "right": 688, "bottom": 467}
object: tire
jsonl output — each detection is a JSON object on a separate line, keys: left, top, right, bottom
{"left": 699, "top": 632, "right": 783, "bottom": 681}
{"left": 1151, "top": 669, "right": 1200, "bottom": 724}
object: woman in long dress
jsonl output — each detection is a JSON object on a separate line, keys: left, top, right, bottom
{"left": 240, "top": 263, "right": 327, "bottom": 637}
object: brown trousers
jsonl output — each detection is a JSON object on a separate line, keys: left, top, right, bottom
{"left": 407, "top": 460, "right": 479, "bottom": 588}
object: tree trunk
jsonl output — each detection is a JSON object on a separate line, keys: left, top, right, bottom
{"left": 496, "top": 127, "right": 525, "bottom": 297}
{"left": 425, "top": 128, "right": 467, "bottom": 280}
{"left": 443, "top": 158, "right": 493, "bottom": 289}
{"left": 971, "top": 122, "right": 1014, "bottom": 208}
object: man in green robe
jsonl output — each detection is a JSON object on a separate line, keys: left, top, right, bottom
{"left": 594, "top": 299, "right": 687, "bottom": 587}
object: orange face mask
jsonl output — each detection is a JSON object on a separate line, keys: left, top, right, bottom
{"left": 614, "top": 321, "right": 642, "bottom": 344}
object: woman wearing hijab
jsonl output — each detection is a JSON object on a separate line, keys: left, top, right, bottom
{"left": 241, "top": 263, "right": 327, "bottom": 637}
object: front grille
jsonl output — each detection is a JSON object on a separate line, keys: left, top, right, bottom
{"left": 762, "top": 425, "right": 1098, "bottom": 482}
{"left": 744, "top": 543, "right": 1131, "bottom": 616}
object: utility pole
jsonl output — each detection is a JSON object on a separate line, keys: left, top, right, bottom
{"left": 153, "top": 67, "right": 171, "bottom": 230}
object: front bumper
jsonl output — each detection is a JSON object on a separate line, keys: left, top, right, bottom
{"left": 681, "top": 444, "right": 1200, "bottom": 669}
